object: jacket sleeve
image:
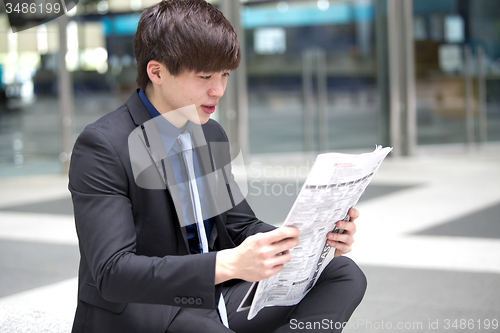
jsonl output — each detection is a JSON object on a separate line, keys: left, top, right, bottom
{"left": 69, "top": 126, "right": 217, "bottom": 309}
{"left": 225, "top": 196, "right": 277, "bottom": 246}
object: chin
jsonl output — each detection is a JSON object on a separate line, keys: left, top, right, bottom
{"left": 197, "top": 114, "right": 211, "bottom": 125}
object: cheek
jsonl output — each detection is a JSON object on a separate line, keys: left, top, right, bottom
{"left": 182, "top": 83, "right": 203, "bottom": 101}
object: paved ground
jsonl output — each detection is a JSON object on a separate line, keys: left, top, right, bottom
{"left": 0, "top": 144, "right": 499, "bottom": 332}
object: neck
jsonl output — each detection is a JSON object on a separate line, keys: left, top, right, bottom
{"left": 144, "top": 85, "right": 189, "bottom": 129}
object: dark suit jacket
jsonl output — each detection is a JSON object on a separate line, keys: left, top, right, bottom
{"left": 69, "top": 91, "right": 275, "bottom": 333}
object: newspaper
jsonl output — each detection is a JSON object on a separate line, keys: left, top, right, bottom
{"left": 237, "top": 146, "right": 393, "bottom": 320}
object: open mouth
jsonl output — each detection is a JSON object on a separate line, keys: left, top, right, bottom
{"left": 201, "top": 105, "right": 216, "bottom": 114}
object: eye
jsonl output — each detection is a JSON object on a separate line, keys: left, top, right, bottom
{"left": 200, "top": 75, "right": 211, "bottom": 79}
{"left": 223, "top": 72, "right": 230, "bottom": 77}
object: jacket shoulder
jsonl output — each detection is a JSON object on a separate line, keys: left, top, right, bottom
{"left": 84, "top": 104, "right": 135, "bottom": 139}
{"left": 202, "top": 119, "right": 228, "bottom": 143}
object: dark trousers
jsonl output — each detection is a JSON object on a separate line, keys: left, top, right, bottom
{"left": 166, "top": 256, "right": 366, "bottom": 333}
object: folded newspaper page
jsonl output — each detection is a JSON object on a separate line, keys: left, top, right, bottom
{"left": 237, "top": 146, "right": 393, "bottom": 320}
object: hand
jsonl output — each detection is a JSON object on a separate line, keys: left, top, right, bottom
{"left": 327, "top": 207, "right": 359, "bottom": 257}
{"left": 215, "top": 227, "right": 300, "bottom": 284}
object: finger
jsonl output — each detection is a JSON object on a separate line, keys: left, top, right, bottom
{"left": 327, "top": 236, "right": 352, "bottom": 251}
{"left": 328, "top": 240, "right": 351, "bottom": 255}
{"left": 272, "top": 237, "right": 299, "bottom": 255}
{"left": 263, "top": 263, "right": 286, "bottom": 279}
{"left": 267, "top": 251, "right": 292, "bottom": 267}
{"left": 264, "top": 227, "right": 301, "bottom": 244}
{"left": 327, "top": 232, "right": 354, "bottom": 246}
{"left": 335, "top": 220, "right": 356, "bottom": 234}
{"left": 348, "top": 207, "right": 360, "bottom": 220}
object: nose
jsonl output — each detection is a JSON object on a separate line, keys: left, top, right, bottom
{"left": 209, "top": 78, "right": 226, "bottom": 98}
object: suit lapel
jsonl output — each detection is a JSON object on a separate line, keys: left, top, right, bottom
{"left": 137, "top": 118, "right": 190, "bottom": 253}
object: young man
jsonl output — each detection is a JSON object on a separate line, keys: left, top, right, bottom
{"left": 69, "top": 1, "right": 366, "bottom": 332}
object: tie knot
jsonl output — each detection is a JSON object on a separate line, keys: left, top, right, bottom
{"left": 178, "top": 132, "right": 192, "bottom": 152}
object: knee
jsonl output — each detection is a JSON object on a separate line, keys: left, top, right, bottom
{"left": 347, "top": 257, "right": 367, "bottom": 293}
{"left": 333, "top": 256, "right": 367, "bottom": 295}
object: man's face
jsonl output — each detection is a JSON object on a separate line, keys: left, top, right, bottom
{"left": 158, "top": 68, "right": 230, "bottom": 125}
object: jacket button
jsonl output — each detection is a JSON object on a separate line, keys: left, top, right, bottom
{"left": 195, "top": 298, "right": 202, "bottom": 306}
{"left": 188, "top": 297, "right": 195, "bottom": 305}
{"left": 174, "top": 297, "right": 181, "bottom": 304}
{"left": 181, "top": 297, "right": 188, "bottom": 304}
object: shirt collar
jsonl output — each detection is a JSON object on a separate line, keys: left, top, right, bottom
{"left": 139, "top": 88, "right": 160, "bottom": 119}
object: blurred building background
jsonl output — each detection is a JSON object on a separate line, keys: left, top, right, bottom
{"left": 0, "top": 0, "right": 499, "bottom": 177}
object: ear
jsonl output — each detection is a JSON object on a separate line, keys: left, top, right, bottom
{"left": 146, "top": 60, "right": 163, "bottom": 85}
